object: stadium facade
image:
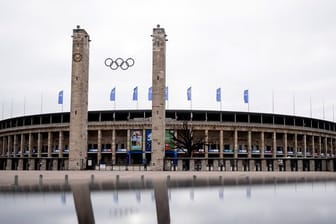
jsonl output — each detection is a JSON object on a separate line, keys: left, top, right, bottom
{"left": 0, "top": 109, "right": 335, "bottom": 171}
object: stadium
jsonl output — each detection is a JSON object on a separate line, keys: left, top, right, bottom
{"left": 0, "top": 25, "right": 335, "bottom": 172}
{"left": 0, "top": 109, "right": 335, "bottom": 171}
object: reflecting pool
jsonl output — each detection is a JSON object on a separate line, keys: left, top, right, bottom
{"left": 0, "top": 179, "right": 335, "bottom": 224}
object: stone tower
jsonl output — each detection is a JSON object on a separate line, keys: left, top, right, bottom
{"left": 69, "top": 26, "right": 90, "bottom": 170}
{"left": 151, "top": 25, "right": 167, "bottom": 171}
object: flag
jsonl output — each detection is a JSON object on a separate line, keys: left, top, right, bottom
{"left": 216, "top": 88, "right": 221, "bottom": 102}
{"left": 165, "top": 86, "right": 168, "bottom": 101}
{"left": 244, "top": 89, "right": 249, "bottom": 103}
{"left": 187, "top": 86, "right": 192, "bottom": 101}
{"left": 148, "top": 87, "right": 152, "bottom": 101}
{"left": 110, "top": 87, "right": 116, "bottom": 101}
{"left": 133, "top": 86, "right": 138, "bottom": 101}
{"left": 58, "top": 90, "right": 63, "bottom": 104}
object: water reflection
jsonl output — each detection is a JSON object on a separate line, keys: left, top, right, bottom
{"left": 0, "top": 177, "right": 336, "bottom": 224}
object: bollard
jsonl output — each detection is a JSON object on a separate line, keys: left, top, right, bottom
{"left": 167, "top": 175, "right": 170, "bottom": 183}
{"left": 14, "top": 175, "right": 18, "bottom": 186}
{"left": 219, "top": 175, "right": 222, "bottom": 185}
{"left": 193, "top": 175, "right": 197, "bottom": 181}
{"left": 64, "top": 174, "right": 68, "bottom": 185}
{"left": 91, "top": 174, "right": 95, "bottom": 184}
{"left": 116, "top": 174, "right": 120, "bottom": 183}
{"left": 141, "top": 175, "right": 144, "bottom": 183}
{"left": 39, "top": 174, "right": 43, "bottom": 185}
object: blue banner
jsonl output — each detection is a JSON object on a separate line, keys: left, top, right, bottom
{"left": 216, "top": 88, "right": 221, "bottom": 102}
{"left": 165, "top": 86, "right": 168, "bottom": 101}
{"left": 148, "top": 87, "right": 152, "bottom": 101}
{"left": 133, "top": 86, "right": 138, "bottom": 101}
{"left": 58, "top": 90, "right": 63, "bottom": 104}
{"left": 187, "top": 86, "right": 192, "bottom": 101}
{"left": 110, "top": 87, "right": 115, "bottom": 101}
{"left": 244, "top": 89, "right": 249, "bottom": 103}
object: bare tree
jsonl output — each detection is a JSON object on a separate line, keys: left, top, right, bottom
{"left": 169, "top": 121, "right": 205, "bottom": 157}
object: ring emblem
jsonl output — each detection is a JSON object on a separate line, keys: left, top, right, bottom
{"left": 104, "top": 58, "right": 135, "bottom": 70}
{"left": 73, "top": 53, "right": 82, "bottom": 62}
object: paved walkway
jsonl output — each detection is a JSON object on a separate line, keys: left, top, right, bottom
{"left": 0, "top": 171, "right": 336, "bottom": 187}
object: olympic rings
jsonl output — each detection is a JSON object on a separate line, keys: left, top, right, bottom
{"left": 104, "top": 57, "right": 135, "bottom": 70}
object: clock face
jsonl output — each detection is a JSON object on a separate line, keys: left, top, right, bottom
{"left": 73, "top": 53, "right": 82, "bottom": 62}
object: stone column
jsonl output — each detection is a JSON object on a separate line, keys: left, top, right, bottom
{"left": 324, "top": 137, "right": 328, "bottom": 156}
{"left": 69, "top": 26, "right": 90, "bottom": 170}
{"left": 18, "top": 159, "right": 23, "bottom": 170}
{"left": 37, "top": 132, "right": 42, "bottom": 158}
{"left": 321, "top": 160, "right": 327, "bottom": 171}
{"left": 29, "top": 159, "right": 35, "bottom": 170}
{"left": 7, "top": 135, "right": 12, "bottom": 158}
{"left": 204, "top": 129, "right": 208, "bottom": 159}
{"left": 142, "top": 128, "right": 146, "bottom": 161}
{"left": 225, "top": 160, "right": 231, "bottom": 171}
{"left": 248, "top": 131, "right": 252, "bottom": 159}
{"left": 190, "top": 159, "right": 195, "bottom": 171}
{"left": 283, "top": 132, "right": 288, "bottom": 157}
{"left": 112, "top": 129, "right": 116, "bottom": 164}
{"left": 309, "top": 160, "right": 315, "bottom": 171}
{"left": 294, "top": 133, "right": 298, "bottom": 155}
{"left": 303, "top": 134, "right": 307, "bottom": 157}
{"left": 201, "top": 160, "right": 207, "bottom": 171}
{"left": 285, "top": 159, "right": 291, "bottom": 171}
{"left": 272, "top": 132, "right": 276, "bottom": 158}
{"left": 249, "top": 159, "right": 255, "bottom": 171}
{"left": 312, "top": 135, "right": 315, "bottom": 156}
{"left": 40, "top": 159, "right": 47, "bottom": 170}
{"left": 28, "top": 133, "right": 33, "bottom": 157}
{"left": 327, "top": 160, "right": 334, "bottom": 171}
{"left": 97, "top": 130, "right": 102, "bottom": 164}
{"left": 47, "top": 132, "right": 52, "bottom": 157}
{"left": 273, "top": 159, "right": 279, "bottom": 171}
{"left": 177, "top": 160, "right": 183, "bottom": 171}
{"left": 237, "top": 160, "right": 243, "bottom": 171}
{"left": 213, "top": 159, "right": 218, "bottom": 171}
{"left": 330, "top": 138, "right": 334, "bottom": 157}
{"left": 58, "top": 131, "right": 63, "bottom": 158}
{"left": 13, "top": 135, "right": 18, "bottom": 157}
{"left": 318, "top": 136, "right": 322, "bottom": 155}
{"left": 151, "top": 25, "right": 167, "bottom": 171}
{"left": 297, "top": 160, "right": 303, "bottom": 171}
{"left": 52, "top": 159, "right": 58, "bottom": 170}
{"left": 20, "top": 134, "right": 25, "bottom": 157}
{"left": 261, "top": 132, "right": 265, "bottom": 158}
{"left": 219, "top": 130, "right": 223, "bottom": 159}
{"left": 261, "top": 159, "right": 267, "bottom": 171}
{"left": 234, "top": 129, "right": 238, "bottom": 159}
{"left": 6, "top": 159, "right": 12, "bottom": 170}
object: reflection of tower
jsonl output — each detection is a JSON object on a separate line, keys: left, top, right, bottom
{"left": 151, "top": 25, "right": 167, "bottom": 171}
{"left": 69, "top": 26, "right": 90, "bottom": 170}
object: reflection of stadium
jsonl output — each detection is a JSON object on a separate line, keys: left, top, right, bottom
{"left": 0, "top": 109, "right": 335, "bottom": 171}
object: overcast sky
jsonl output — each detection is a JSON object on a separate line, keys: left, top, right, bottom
{"left": 1, "top": 0, "right": 336, "bottom": 121}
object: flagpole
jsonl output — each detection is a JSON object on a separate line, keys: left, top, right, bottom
{"left": 1, "top": 103, "right": 4, "bottom": 120}
{"left": 272, "top": 91, "right": 274, "bottom": 114}
{"left": 10, "top": 98, "right": 13, "bottom": 118}
{"left": 310, "top": 97, "right": 312, "bottom": 118}
{"left": 293, "top": 94, "right": 296, "bottom": 115}
{"left": 323, "top": 101, "right": 325, "bottom": 120}
{"left": 40, "top": 92, "right": 43, "bottom": 114}
{"left": 23, "top": 96, "right": 26, "bottom": 116}
{"left": 333, "top": 104, "right": 334, "bottom": 122}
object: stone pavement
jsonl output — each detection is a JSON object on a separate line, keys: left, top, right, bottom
{"left": 0, "top": 171, "right": 336, "bottom": 187}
